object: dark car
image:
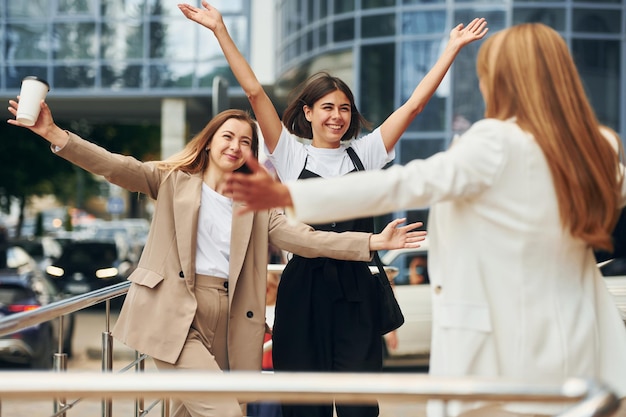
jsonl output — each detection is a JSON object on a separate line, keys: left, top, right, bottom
{"left": 45, "top": 239, "right": 134, "bottom": 296}
{"left": 0, "top": 245, "right": 75, "bottom": 368}
{"left": 11, "top": 236, "right": 63, "bottom": 272}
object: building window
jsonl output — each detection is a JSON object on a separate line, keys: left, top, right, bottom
{"left": 362, "top": 14, "right": 395, "bottom": 38}
{"left": 360, "top": 43, "right": 395, "bottom": 127}
{"left": 573, "top": 38, "right": 621, "bottom": 129}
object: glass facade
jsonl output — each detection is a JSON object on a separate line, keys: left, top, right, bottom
{"left": 274, "top": 0, "right": 626, "bottom": 225}
{"left": 0, "top": 0, "right": 250, "bottom": 95}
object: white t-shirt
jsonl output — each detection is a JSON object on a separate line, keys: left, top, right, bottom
{"left": 266, "top": 125, "right": 395, "bottom": 182}
{"left": 195, "top": 183, "right": 232, "bottom": 279}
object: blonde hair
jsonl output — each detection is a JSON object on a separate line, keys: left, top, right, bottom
{"left": 154, "top": 109, "right": 259, "bottom": 175}
{"left": 476, "top": 23, "right": 623, "bottom": 251}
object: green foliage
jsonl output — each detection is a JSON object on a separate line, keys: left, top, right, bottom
{"left": 0, "top": 121, "right": 160, "bottom": 216}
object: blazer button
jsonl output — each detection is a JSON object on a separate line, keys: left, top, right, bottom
{"left": 434, "top": 285, "right": 442, "bottom": 294}
{"left": 246, "top": 311, "right": 253, "bottom": 318}
{"left": 223, "top": 281, "right": 229, "bottom": 289}
{"left": 179, "top": 271, "right": 184, "bottom": 278}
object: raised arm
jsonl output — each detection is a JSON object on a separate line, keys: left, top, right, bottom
{"left": 379, "top": 17, "right": 488, "bottom": 153}
{"left": 178, "top": 1, "right": 283, "bottom": 153}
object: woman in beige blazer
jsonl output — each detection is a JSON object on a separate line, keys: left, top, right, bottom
{"left": 225, "top": 23, "right": 626, "bottom": 417}
{"left": 7, "top": 103, "right": 425, "bottom": 417}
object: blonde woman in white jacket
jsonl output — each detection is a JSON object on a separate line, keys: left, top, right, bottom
{"left": 225, "top": 23, "right": 626, "bottom": 417}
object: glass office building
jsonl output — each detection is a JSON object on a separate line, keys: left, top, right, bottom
{"left": 273, "top": 0, "right": 625, "bottom": 224}
{"left": 1, "top": 0, "right": 624, "bottom": 221}
{"left": 0, "top": 0, "right": 253, "bottom": 130}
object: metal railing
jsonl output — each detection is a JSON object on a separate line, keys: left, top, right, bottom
{"left": 0, "top": 272, "right": 622, "bottom": 417}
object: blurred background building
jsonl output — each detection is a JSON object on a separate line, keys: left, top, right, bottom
{"left": 0, "top": 0, "right": 624, "bottom": 228}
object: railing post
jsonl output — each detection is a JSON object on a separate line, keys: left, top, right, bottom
{"left": 162, "top": 398, "right": 170, "bottom": 417}
{"left": 102, "top": 299, "right": 113, "bottom": 417}
{"left": 134, "top": 351, "right": 145, "bottom": 417}
{"left": 54, "top": 314, "right": 68, "bottom": 416}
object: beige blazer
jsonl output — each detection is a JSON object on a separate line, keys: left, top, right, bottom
{"left": 55, "top": 133, "right": 374, "bottom": 368}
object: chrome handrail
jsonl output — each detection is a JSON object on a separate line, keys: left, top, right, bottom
{"left": 0, "top": 372, "right": 619, "bottom": 417}
{"left": 0, "top": 270, "right": 622, "bottom": 417}
{"left": 0, "top": 281, "right": 130, "bottom": 337}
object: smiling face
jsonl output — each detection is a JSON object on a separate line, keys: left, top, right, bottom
{"left": 303, "top": 89, "right": 352, "bottom": 148}
{"left": 207, "top": 118, "right": 254, "bottom": 175}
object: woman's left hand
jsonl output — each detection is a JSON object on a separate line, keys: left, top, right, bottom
{"left": 449, "top": 17, "right": 489, "bottom": 46}
{"left": 370, "top": 218, "right": 426, "bottom": 251}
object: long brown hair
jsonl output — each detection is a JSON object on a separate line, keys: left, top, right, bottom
{"left": 282, "top": 71, "right": 371, "bottom": 141}
{"left": 154, "top": 109, "right": 259, "bottom": 175}
{"left": 476, "top": 23, "right": 623, "bottom": 251}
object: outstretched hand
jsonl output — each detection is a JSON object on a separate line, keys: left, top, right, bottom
{"left": 370, "top": 218, "right": 427, "bottom": 251}
{"left": 178, "top": 1, "right": 223, "bottom": 32}
{"left": 7, "top": 99, "right": 60, "bottom": 140}
{"left": 449, "top": 17, "right": 489, "bottom": 47}
{"left": 224, "top": 151, "right": 293, "bottom": 215}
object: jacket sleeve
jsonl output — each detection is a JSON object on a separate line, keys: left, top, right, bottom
{"left": 287, "top": 118, "right": 506, "bottom": 224}
{"left": 54, "top": 131, "right": 163, "bottom": 199}
{"left": 267, "top": 210, "right": 373, "bottom": 261}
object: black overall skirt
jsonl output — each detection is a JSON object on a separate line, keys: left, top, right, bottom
{"left": 271, "top": 166, "right": 383, "bottom": 417}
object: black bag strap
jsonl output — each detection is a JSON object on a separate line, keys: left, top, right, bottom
{"left": 346, "top": 147, "right": 388, "bottom": 280}
{"left": 346, "top": 147, "right": 365, "bottom": 171}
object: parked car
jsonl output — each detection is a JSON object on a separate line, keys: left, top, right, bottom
{"left": 10, "top": 236, "right": 63, "bottom": 272}
{"left": 45, "top": 239, "right": 135, "bottom": 297}
{"left": 380, "top": 240, "right": 626, "bottom": 368}
{"left": 0, "top": 245, "right": 75, "bottom": 368}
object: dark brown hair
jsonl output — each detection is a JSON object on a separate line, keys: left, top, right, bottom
{"left": 282, "top": 71, "right": 371, "bottom": 141}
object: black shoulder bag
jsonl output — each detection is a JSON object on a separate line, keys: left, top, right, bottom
{"left": 346, "top": 147, "right": 405, "bottom": 335}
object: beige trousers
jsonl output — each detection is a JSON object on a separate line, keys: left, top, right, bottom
{"left": 152, "top": 275, "right": 243, "bottom": 417}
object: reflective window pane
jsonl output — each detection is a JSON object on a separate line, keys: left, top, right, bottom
{"left": 5, "top": 66, "right": 48, "bottom": 89}
{"left": 363, "top": 0, "right": 395, "bottom": 8}
{"left": 100, "top": 0, "right": 146, "bottom": 19}
{"left": 196, "top": 16, "right": 248, "bottom": 61}
{"left": 56, "top": 0, "right": 96, "bottom": 14}
{"left": 53, "top": 23, "right": 97, "bottom": 59}
{"left": 402, "top": 40, "right": 446, "bottom": 131}
{"left": 149, "top": 19, "right": 194, "bottom": 60}
{"left": 334, "top": 18, "right": 354, "bottom": 42}
{"left": 573, "top": 39, "right": 620, "bottom": 128}
{"left": 362, "top": 14, "right": 395, "bottom": 38}
{"left": 361, "top": 43, "right": 394, "bottom": 126}
{"left": 101, "top": 21, "right": 145, "bottom": 60}
{"left": 402, "top": 11, "right": 446, "bottom": 35}
{"left": 513, "top": 7, "right": 566, "bottom": 30}
{"left": 147, "top": 0, "right": 244, "bottom": 14}
{"left": 7, "top": 2, "right": 50, "bottom": 18}
{"left": 101, "top": 64, "right": 143, "bottom": 89}
{"left": 403, "top": 0, "right": 444, "bottom": 4}
{"left": 335, "top": 0, "right": 355, "bottom": 14}
{"left": 197, "top": 62, "right": 235, "bottom": 88}
{"left": 54, "top": 65, "right": 96, "bottom": 88}
{"left": 6, "top": 24, "right": 48, "bottom": 60}
{"left": 149, "top": 63, "right": 194, "bottom": 88}
{"left": 573, "top": 9, "right": 621, "bottom": 33}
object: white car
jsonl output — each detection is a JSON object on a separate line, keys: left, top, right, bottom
{"left": 380, "top": 239, "right": 626, "bottom": 368}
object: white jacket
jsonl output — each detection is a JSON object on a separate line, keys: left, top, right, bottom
{"left": 286, "top": 118, "right": 626, "bottom": 414}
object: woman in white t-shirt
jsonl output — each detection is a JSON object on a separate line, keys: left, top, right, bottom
{"left": 179, "top": 3, "right": 487, "bottom": 417}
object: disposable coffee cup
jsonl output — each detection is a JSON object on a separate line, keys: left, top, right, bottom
{"left": 16, "top": 76, "right": 50, "bottom": 126}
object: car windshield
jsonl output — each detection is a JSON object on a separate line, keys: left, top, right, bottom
{"left": 57, "top": 243, "right": 117, "bottom": 267}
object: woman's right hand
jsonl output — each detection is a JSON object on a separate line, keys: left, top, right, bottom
{"left": 7, "top": 99, "right": 69, "bottom": 148}
{"left": 178, "top": 1, "right": 224, "bottom": 33}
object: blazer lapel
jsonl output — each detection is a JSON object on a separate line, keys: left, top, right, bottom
{"left": 173, "top": 172, "right": 202, "bottom": 287}
{"left": 229, "top": 202, "right": 254, "bottom": 297}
